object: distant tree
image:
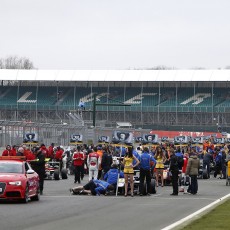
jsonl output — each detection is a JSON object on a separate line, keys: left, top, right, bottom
{"left": 0, "top": 56, "right": 35, "bottom": 69}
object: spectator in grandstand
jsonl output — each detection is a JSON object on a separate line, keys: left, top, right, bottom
{"left": 87, "top": 147, "right": 100, "bottom": 181}
{"left": 2, "top": 145, "right": 13, "bottom": 156}
{"left": 122, "top": 146, "right": 140, "bottom": 197}
{"left": 70, "top": 179, "right": 114, "bottom": 196}
{"left": 139, "top": 147, "right": 156, "bottom": 196}
{"left": 186, "top": 152, "right": 200, "bottom": 195}
{"left": 78, "top": 100, "right": 85, "bottom": 110}
{"left": 30, "top": 147, "right": 46, "bottom": 195}
{"left": 154, "top": 146, "right": 166, "bottom": 187}
{"left": 169, "top": 148, "right": 179, "bottom": 196}
{"left": 72, "top": 145, "right": 85, "bottom": 184}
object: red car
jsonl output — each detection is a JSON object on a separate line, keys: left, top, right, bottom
{"left": 0, "top": 156, "right": 40, "bottom": 203}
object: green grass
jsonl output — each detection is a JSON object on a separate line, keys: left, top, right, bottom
{"left": 181, "top": 199, "right": 230, "bottom": 230}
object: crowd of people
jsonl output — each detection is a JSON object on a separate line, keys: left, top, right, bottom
{"left": 2, "top": 139, "right": 230, "bottom": 197}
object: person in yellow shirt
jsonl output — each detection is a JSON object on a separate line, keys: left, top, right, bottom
{"left": 154, "top": 146, "right": 166, "bottom": 187}
{"left": 122, "top": 146, "right": 140, "bottom": 197}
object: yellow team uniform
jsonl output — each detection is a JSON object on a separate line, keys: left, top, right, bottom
{"left": 155, "top": 155, "right": 164, "bottom": 169}
{"left": 123, "top": 156, "right": 134, "bottom": 174}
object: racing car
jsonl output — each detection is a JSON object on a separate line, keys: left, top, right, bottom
{"left": 0, "top": 156, "right": 40, "bottom": 203}
{"left": 44, "top": 158, "right": 68, "bottom": 180}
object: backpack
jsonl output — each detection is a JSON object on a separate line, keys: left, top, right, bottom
{"left": 176, "top": 156, "right": 184, "bottom": 169}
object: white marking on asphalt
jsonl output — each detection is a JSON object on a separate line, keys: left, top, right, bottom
{"left": 161, "top": 193, "right": 230, "bottom": 230}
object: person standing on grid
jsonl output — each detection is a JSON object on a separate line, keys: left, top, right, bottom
{"left": 87, "top": 147, "right": 101, "bottom": 181}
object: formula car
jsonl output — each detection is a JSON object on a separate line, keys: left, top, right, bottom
{"left": 0, "top": 156, "right": 40, "bottom": 203}
{"left": 44, "top": 159, "right": 68, "bottom": 180}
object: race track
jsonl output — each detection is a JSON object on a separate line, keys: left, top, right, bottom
{"left": 0, "top": 175, "right": 229, "bottom": 230}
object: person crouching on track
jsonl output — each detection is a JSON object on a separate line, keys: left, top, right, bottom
{"left": 122, "top": 146, "right": 140, "bottom": 197}
{"left": 70, "top": 179, "right": 114, "bottom": 196}
{"left": 72, "top": 145, "right": 85, "bottom": 184}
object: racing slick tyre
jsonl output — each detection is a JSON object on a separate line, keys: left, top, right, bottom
{"left": 54, "top": 169, "right": 60, "bottom": 180}
{"left": 150, "top": 179, "right": 156, "bottom": 194}
{"left": 31, "top": 187, "right": 40, "bottom": 201}
{"left": 22, "top": 185, "right": 29, "bottom": 203}
{"left": 61, "top": 169, "right": 68, "bottom": 179}
{"left": 202, "top": 169, "right": 208, "bottom": 179}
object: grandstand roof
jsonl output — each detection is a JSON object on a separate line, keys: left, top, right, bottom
{"left": 0, "top": 69, "right": 229, "bottom": 82}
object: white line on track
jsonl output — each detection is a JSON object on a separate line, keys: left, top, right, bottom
{"left": 161, "top": 193, "right": 230, "bottom": 230}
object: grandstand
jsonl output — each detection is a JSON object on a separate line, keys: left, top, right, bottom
{"left": 0, "top": 69, "right": 229, "bottom": 146}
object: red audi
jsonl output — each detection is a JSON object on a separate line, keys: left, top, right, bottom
{"left": 0, "top": 156, "right": 40, "bottom": 203}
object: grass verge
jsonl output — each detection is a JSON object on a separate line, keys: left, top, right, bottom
{"left": 181, "top": 199, "right": 230, "bottom": 230}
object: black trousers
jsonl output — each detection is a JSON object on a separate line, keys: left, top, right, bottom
{"left": 203, "top": 160, "right": 210, "bottom": 178}
{"left": 38, "top": 173, "right": 45, "bottom": 192}
{"left": 171, "top": 170, "right": 179, "bottom": 194}
{"left": 189, "top": 175, "right": 198, "bottom": 194}
{"left": 74, "top": 165, "right": 83, "bottom": 183}
{"left": 139, "top": 168, "right": 151, "bottom": 194}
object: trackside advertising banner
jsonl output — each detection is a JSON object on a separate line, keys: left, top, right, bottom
{"left": 149, "top": 130, "right": 221, "bottom": 138}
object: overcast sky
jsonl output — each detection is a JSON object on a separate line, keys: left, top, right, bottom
{"left": 1, "top": 0, "right": 230, "bottom": 70}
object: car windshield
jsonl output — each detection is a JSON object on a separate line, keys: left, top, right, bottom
{"left": 0, "top": 162, "right": 23, "bottom": 173}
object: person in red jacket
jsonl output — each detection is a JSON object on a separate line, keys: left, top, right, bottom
{"left": 54, "top": 146, "right": 64, "bottom": 170}
{"left": 2, "top": 145, "right": 13, "bottom": 156}
{"left": 11, "top": 145, "right": 17, "bottom": 156}
{"left": 72, "top": 145, "right": 85, "bottom": 183}
{"left": 26, "top": 147, "right": 36, "bottom": 161}
{"left": 47, "top": 143, "right": 55, "bottom": 159}
{"left": 40, "top": 144, "right": 49, "bottom": 158}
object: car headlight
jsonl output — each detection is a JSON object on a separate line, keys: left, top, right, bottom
{"left": 8, "top": 181, "right": 22, "bottom": 186}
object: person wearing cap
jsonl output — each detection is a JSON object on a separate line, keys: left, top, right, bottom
{"left": 30, "top": 147, "right": 46, "bottom": 195}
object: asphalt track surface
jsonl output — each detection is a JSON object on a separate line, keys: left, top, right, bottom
{"left": 0, "top": 175, "right": 229, "bottom": 230}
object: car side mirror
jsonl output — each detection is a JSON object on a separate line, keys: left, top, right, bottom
{"left": 27, "top": 169, "right": 35, "bottom": 174}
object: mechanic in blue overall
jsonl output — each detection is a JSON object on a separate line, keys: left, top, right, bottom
{"left": 103, "top": 164, "right": 124, "bottom": 192}
{"left": 70, "top": 179, "right": 114, "bottom": 196}
{"left": 139, "top": 147, "right": 156, "bottom": 196}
